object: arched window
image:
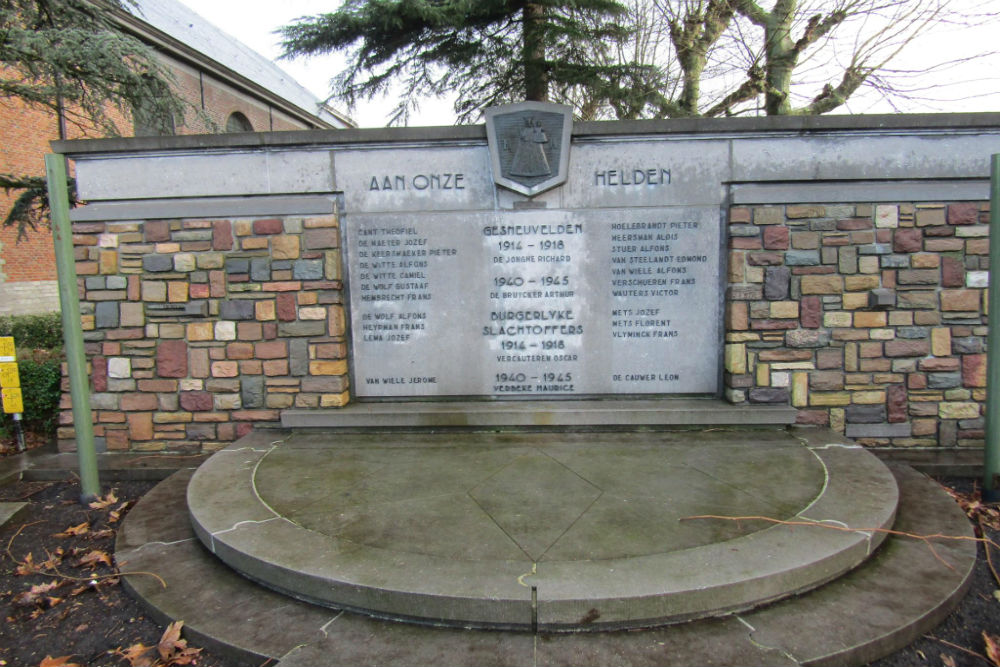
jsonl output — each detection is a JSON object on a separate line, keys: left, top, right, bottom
{"left": 226, "top": 112, "right": 254, "bottom": 133}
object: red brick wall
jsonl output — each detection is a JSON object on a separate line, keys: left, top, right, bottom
{"left": 0, "top": 56, "right": 327, "bottom": 287}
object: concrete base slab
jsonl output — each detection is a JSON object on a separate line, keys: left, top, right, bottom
{"left": 281, "top": 399, "right": 797, "bottom": 430}
{"left": 117, "top": 462, "right": 974, "bottom": 666}
{"left": 0, "top": 501, "right": 27, "bottom": 528}
{"left": 186, "top": 427, "right": 898, "bottom": 630}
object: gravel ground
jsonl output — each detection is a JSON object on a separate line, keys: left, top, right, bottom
{"left": 0, "top": 475, "right": 997, "bottom": 667}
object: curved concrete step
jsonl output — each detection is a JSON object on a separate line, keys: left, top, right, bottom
{"left": 115, "top": 460, "right": 975, "bottom": 666}
{"left": 184, "top": 428, "right": 898, "bottom": 630}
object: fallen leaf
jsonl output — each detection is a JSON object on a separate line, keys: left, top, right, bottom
{"left": 157, "top": 621, "right": 184, "bottom": 661}
{"left": 13, "top": 580, "right": 64, "bottom": 607}
{"left": 76, "top": 550, "right": 112, "bottom": 569}
{"left": 112, "top": 643, "right": 155, "bottom": 667}
{"left": 88, "top": 491, "right": 118, "bottom": 510}
{"left": 53, "top": 522, "right": 89, "bottom": 538}
{"left": 984, "top": 631, "right": 1000, "bottom": 667}
{"left": 38, "top": 657, "right": 80, "bottom": 667}
{"left": 941, "top": 654, "right": 956, "bottom": 667}
{"left": 89, "top": 528, "right": 115, "bottom": 540}
{"left": 15, "top": 553, "right": 38, "bottom": 576}
{"left": 156, "top": 621, "right": 202, "bottom": 665}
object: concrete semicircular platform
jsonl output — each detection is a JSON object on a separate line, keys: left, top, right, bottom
{"left": 187, "top": 427, "right": 899, "bottom": 631}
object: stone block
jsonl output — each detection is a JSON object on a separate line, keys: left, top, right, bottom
{"left": 156, "top": 340, "right": 187, "bottom": 378}
{"left": 866, "top": 288, "right": 895, "bottom": 309}
{"left": 916, "top": 207, "right": 946, "bottom": 226}
{"left": 763, "top": 266, "right": 790, "bottom": 300}
{"left": 748, "top": 387, "right": 788, "bottom": 404}
{"left": 786, "top": 329, "right": 829, "bottom": 348}
{"left": 762, "top": 226, "right": 789, "bottom": 250}
{"left": 279, "top": 321, "right": 327, "bottom": 337}
{"left": 210, "top": 321, "right": 234, "bottom": 341}
{"left": 253, "top": 218, "right": 284, "bottom": 235}
{"left": 753, "top": 207, "right": 783, "bottom": 225}
{"left": 179, "top": 391, "right": 214, "bottom": 412}
{"left": 948, "top": 202, "right": 980, "bottom": 225}
{"left": 173, "top": 253, "right": 196, "bottom": 272}
{"left": 844, "top": 423, "right": 912, "bottom": 438}
{"left": 784, "top": 250, "right": 820, "bottom": 266}
{"left": 953, "top": 337, "right": 983, "bottom": 354}
{"left": 839, "top": 276, "right": 876, "bottom": 295}
{"left": 250, "top": 258, "right": 271, "bottom": 282}
{"left": 896, "top": 290, "right": 937, "bottom": 309}
{"left": 142, "top": 255, "right": 173, "bottom": 272}
{"left": 225, "top": 257, "right": 250, "bottom": 274}
{"left": 108, "top": 357, "right": 131, "bottom": 379}
{"left": 940, "top": 289, "right": 980, "bottom": 312}
{"left": 927, "top": 372, "right": 962, "bottom": 389}
{"left": 309, "top": 360, "right": 348, "bottom": 376}
{"left": 892, "top": 228, "right": 922, "bottom": 253}
{"left": 882, "top": 339, "right": 929, "bottom": 358}
{"left": 144, "top": 220, "right": 170, "bottom": 242}
{"left": 852, "top": 311, "right": 886, "bottom": 328}
{"left": 939, "top": 402, "right": 980, "bottom": 419}
{"left": 930, "top": 328, "right": 951, "bottom": 356}
{"left": 302, "top": 228, "right": 338, "bottom": 250}
{"left": 844, "top": 405, "right": 886, "bottom": 424}
{"left": 212, "top": 220, "right": 233, "bottom": 250}
{"left": 95, "top": 301, "right": 119, "bottom": 328}
{"left": 212, "top": 361, "right": 239, "bottom": 378}
{"left": 119, "top": 302, "right": 144, "bottom": 328}
{"left": 925, "top": 238, "right": 964, "bottom": 252}
{"left": 255, "top": 341, "right": 288, "bottom": 359}
{"left": 785, "top": 205, "right": 825, "bottom": 219}
{"left": 966, "top": 271, "right": 989, "bottom": 288}
{"left": 187, "top": 322, "right": 214, "bottom": 342}
{"left": 800, "top": 275, "right": 843, "bottom": 295}
{"left": 963, "top": 353, "right": 987, "bottom": 387}
{"left": 747, "top": 251, "right": 784, "bottom": 266}
{"left": 875, "top": 205, "right": 898, "bottom": 228}
{"left": 220, "top": 300, "right": 256, "bottom": 320}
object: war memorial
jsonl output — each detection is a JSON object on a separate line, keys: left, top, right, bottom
{"left": 50, "top": 109, "right": 1000, "bottom": 664}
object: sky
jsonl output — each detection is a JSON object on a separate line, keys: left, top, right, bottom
{"left": 175, "top": 0, "right": 1000, "bottom": 129}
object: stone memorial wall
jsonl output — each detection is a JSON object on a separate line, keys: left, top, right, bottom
{"left": 53, "top": 113, "right": 1000, "bottom": 454}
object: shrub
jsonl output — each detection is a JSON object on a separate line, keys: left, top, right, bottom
{"left": 0, "top": 313, "right": 63, "bottom": 350}
{"left": 0, "top": 354, "right": 63, "bottom": 434}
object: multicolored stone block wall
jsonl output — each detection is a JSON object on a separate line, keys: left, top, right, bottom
{"left": 726, "top": 201, "right": 989, "bottom": 448}
{"left": 58, "top": 212, "right": 348, "bottom": 452}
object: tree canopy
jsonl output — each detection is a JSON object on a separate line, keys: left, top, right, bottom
{"left": 279, "top": 0, "right": 652, "bottom": 124}
{"left": 1, "top": 0, "right": 187, "bottom": 233}
{"left": 281, "top": 0, "right": 987, "bottom": 124}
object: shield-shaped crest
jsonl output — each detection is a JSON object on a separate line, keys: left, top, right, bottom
{"left": 485, "top": 101, "right": 573, "bottom": 197}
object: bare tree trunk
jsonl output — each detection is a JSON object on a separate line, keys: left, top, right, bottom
{"left": 523, "top": 3, "right": 548, "bottom": 102}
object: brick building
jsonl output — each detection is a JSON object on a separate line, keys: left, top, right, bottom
{"left": 0, "top": 0, "right": 352, "bottom": 316}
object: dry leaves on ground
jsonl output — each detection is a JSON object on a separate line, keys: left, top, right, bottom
{"left": 112, "top": 621, "right": 202, "bottom": 667}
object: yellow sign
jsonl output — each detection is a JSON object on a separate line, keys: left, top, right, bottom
{"left": 2, "top": 387, "right": 23, "bottom": 414}
{"left": 0, "top": 337, "right": 14, "bottom": 361}
{"left": 0, "top": 362, "right": 19, "bottom": 388}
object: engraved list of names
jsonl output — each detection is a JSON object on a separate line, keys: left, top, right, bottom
{"left": 347, "top": 207, "right": 720, "bottom": 398}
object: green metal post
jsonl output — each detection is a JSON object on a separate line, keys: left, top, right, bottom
{"left": 44, "top": 153, "right": 100, "bottom": 502}
{"left": 984, "top": 154, "right": 1000, "bottom": 503}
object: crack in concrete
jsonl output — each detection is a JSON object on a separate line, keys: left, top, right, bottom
{"left": 212, "top": 516, "right": 281, "bottom": 537}
{"left": 117, "top": 537, "right": 196, "bottom": 557}
{"left": 318, "top": 611, "right": 344, "bottom": 637}
{"left": 517, "top": 562, "right": 537, "bottom": 587}
{"left": 736, "top": 615, "right": 802, "bottom": 664}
